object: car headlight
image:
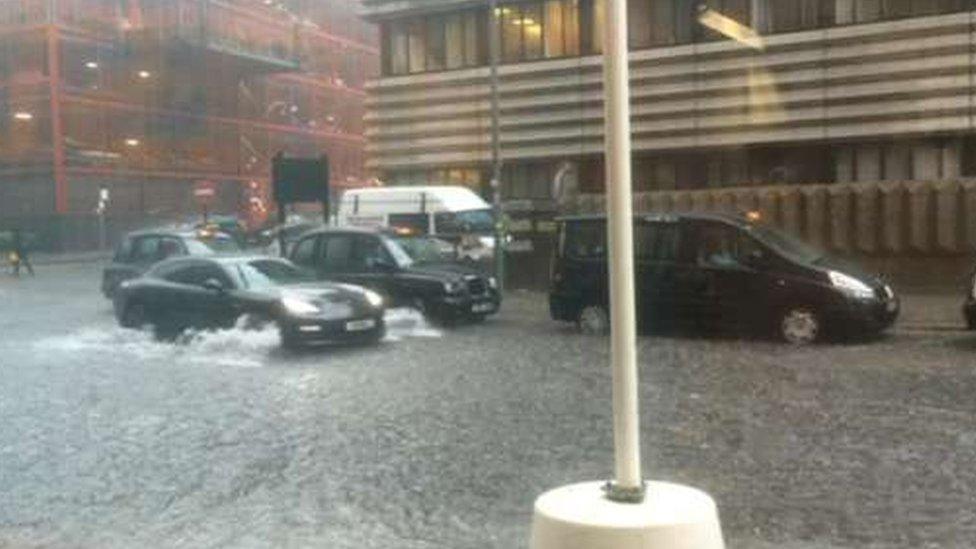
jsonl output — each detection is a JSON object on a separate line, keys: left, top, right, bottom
{"left": 443, "top": 280, "right": 464, "bottom": 294}
{"left": 364, "top": 289, "right": 384, "bottom": 308}
{"left": 282, "top": 296, "right": 319, "bottom": 315}
{"left": 829, "top": 270, "right": 875, "bottom": 300}
{"left": 488, "top": 276, "right": 498, "bottom": 290}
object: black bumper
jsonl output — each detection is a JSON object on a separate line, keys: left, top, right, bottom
{"left": 279, "top": 314, "right": 386, "bottom": 346}
{"left": 824, "top": 297, "right": 899, "bottom": 336}
{"left": 428, "top": 291, "right": 501, "bottom": 320}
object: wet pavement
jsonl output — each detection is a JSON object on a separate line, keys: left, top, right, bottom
{"left": 2, "top": 263, "right": 975, "bottom": 548}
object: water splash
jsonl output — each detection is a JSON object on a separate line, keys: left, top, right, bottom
{"left": 383, "top": 308, "right": 442, "bottom": 341}
{"left": 35, "top": 308, "right": 441, "bottom": 367}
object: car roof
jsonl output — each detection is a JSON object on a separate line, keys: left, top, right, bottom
{"left": 556, "top": 212, "right": 752, "bottom": 227}
{"left": 124, "top": 228, "right": 234, "bottom": 239}
{"left": 152, "top": 255, "right": 291, "bottom": 268}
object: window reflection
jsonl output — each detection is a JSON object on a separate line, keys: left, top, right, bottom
{"left": 379, "top": 0, "right": 972, "bottom": 76}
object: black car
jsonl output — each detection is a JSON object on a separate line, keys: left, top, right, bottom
{"left": 113, "top": 256, "right": 386, "bottom": 348}
{"left": 102, "top": 229, "right": 240, "bottom": 298}
{"left": 288, "top": 227, "right": 500, "bottom": 323}
{"left": 550, "top": 213, "right": 899, "bottom": 344}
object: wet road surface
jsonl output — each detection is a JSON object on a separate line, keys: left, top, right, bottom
{"left": 2, "top": 263, "right": 975, "bottom": 548}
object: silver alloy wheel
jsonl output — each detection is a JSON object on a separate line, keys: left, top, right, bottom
{"left": 578, "top": 305, "right": 610, "bottom": 335}
{"left": 780, "top": 308, "right": 819, "bottom": 345}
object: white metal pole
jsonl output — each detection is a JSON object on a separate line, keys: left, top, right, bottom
{"left": 603, "top": 0, "right": 642, "bottom": 499}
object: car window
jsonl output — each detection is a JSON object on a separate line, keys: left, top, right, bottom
{"left": 113, "top": 238, "right": 133, "bottom": 263}
{"left": 636, "top": 221, "right": 680, "bottom": 262}
{"left": 129, "top": 236, "right": 160, "bottom": 263}
{"left": 291, "top": 236, "right": 318, "bottom": 267}
{"left": 353, "top": 235, "right": 394, "bottom": 271}
{"left": 695, "top": 222, "right": 764, "bottom": 269}
{"left": 165, "top": 263, "right": 233, "bottom": 288}
{"left": 319, "top": 235, "right": 355, "bottom": 273}
{"left": 564, "top": 221, "right": 606, "bottom": 260}
{"left": 156, "top": 237, "right": 185, "bottom": 262}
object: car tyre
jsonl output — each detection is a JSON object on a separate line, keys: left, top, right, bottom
{"left": 578, "top": 304, "right": 609, "bottom": 335}
{"left": 779, "top": 306, "right": 821, "bottom": 345}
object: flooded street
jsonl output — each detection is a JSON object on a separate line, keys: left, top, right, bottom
{"left": 2, "top": 263, "right": 976, "bottom": 548}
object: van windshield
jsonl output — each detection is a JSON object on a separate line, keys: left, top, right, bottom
{"left": 749, "top": 225, "right": 822, "bottom": 264}
{"left": 435, "top": 208, "right": 494, "bottom": 234}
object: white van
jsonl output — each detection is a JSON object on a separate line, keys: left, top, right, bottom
{"left": 336, "top": 186, "right": 497, "bottom": 261}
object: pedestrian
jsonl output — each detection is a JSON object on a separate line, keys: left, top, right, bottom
{"left": 11, "top": 228, "right": 34, "bottom": 277}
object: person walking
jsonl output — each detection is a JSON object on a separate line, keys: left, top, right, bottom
{"left": 11, "top": 228, "right": 34, "bottom": 277}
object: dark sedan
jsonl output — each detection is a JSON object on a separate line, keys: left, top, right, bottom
{"left": 102, "top": 229, "right": 240, "bottom": 299}
{"left": 113, "top": 256, "right": 386, "bottom": 348}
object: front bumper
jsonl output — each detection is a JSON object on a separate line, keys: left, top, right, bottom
{"left": 429, "top": 290, "right": 501, "bottom": 320}
{"left": 279, "top": 314, "right": 386, "bottom": 345}
{"left": 825, "top": 296, "right": 900, "bottom": 335}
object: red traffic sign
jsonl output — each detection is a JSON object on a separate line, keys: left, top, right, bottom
{"left": 194, "top": 180, "right": 217, "bottom": 204}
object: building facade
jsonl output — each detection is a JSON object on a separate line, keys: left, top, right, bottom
{"left": 363, "top": 0, "right": 976, "bottom": 282}
{"left": 0, "top": 0, "right": 377, "bottom": 250}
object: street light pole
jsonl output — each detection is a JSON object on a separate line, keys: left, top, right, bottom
{"left": 529, "top": 1, "right": 724, "bottom": 546}
{"left": 488, "top": 0, "right": 504, "bottom": 291}
{"left": 602, "top": 0, "right": 641, "bottom": 501}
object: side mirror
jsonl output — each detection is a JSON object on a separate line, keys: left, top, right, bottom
{"left": 202, "top": 278, "right": 225, "bottom": 293}
{"left": 374, "top": 258, "right": 397, "bottom": 273}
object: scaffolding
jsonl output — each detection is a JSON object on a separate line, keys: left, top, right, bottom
{"left": 0, "top": 0, "right": 378, "bottom": 248}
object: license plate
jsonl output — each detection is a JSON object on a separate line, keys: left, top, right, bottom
{"left": 345, "top": 319, "right": 376, "bottom": 332}
{"left": 472, "top": 302, "right": 495, "bottom": 313}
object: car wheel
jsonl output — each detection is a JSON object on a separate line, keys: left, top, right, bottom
{"left": 121, "top": 302, "right": 148, "bottom": 329}
{"left": 779, "top": 306, "right": 820, "bottom": 345}
{"left": 578, "top": 305, "right": 609, "bottom": 335}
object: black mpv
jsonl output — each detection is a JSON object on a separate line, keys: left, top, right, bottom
{"left": 549, "top": 213, "right": 899, "bottom": 344}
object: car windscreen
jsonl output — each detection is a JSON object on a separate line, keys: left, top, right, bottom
{"left": 393, "top": 236, "right": 454, "bottom": 264}
{"left": 381, "top": 235, "right": 415, "bottom": 268}
{"left": 247, "top": 259, "right": 312, "bottom": 285}
{"left": 186, "top": 236, "right": 240, "bottom": 255}
{"left": 748, "top": 224, "right": 822, "bottom": 265}
{"left": 231, "top": 260, "right": 307, "bottom": 290}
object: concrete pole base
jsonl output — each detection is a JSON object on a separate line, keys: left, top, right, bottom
{"left": 530, "top": 481, "right": 724, "bottom": 549}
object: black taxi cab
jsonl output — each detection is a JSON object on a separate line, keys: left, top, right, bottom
{"left": 288, "top": 226, "right": 500, "bottom": 324}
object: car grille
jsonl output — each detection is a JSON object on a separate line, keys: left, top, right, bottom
{"left": 466, "top": 276, "right": 487, "bottom": 296}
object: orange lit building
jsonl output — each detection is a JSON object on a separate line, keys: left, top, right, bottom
{"left": 0, "top": 0, "right": 377, "bottom": 249}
